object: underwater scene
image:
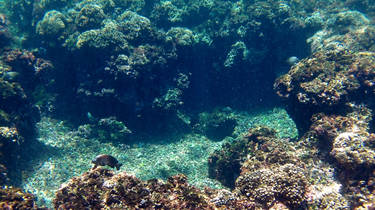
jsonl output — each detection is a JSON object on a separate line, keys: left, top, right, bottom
{"left": 0, "top": 0, "right": 374, "bottom": 209}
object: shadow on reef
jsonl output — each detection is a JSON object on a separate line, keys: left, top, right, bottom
{"left": 8, "top": 137, "right": 62, "bottom": 187}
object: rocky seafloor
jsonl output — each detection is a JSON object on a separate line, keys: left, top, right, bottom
{"left": 18, "top": 107, "right": 297, "bottom": 208}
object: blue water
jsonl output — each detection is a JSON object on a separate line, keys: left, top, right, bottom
{"left": 0, "top": 0, "right": 374, "bottom": 208}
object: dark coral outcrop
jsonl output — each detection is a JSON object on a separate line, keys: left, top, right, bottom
{"left": 274, "top": 50, "right": 375, "bottom": 132}
{"left": 300, "top": 104, "right": 375, "bottom": 208}
{"left": 0, "top": 187, "right": 45, "bottom": 209}
{"left": 235, "top": 163, "right": 307, "bottom": 208}
{"left": 54, "top": 168, "right": 216, "bottom": 209}
{"left": 55, "top": 166, "right": 310, "bottom": 209}
{"left": 208, "top": 125, "right": 309, "bottom": 208}
{"left": 208, "top": 126, "right": 277, "bottom": 188}
{"left": 0, "top": 48, "right": 54, "bottom": 185}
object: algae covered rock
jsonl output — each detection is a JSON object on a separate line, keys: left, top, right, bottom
{"left": 275, "top": 50, "right": 363, "bottom": 107}
{"left": 77, "top": 116, "right": 132, "bottom": 142}
{"left": 75, "top": 4, "right": 106, "bottom": 31}
{"left": 307, "top": 10, "right": 375, "bottom": 53}
{"left": 166, "top": 27, "right": 196, "bottom": 47}
{"left": 36, "top": 10, "right": 67, "bottom": 40}
{"left": 208, "top": 125, "right": 309, "bottom": 207}
{"left": 208, "top": 126, "right": 277, "bottom": 188}
{"left": 117, "top": 11, "right": 154, "bottom": 44}
{"left": 0, "top": 187, "right": 42, "bottom": 209}
{"left": 310, "top": 105, "right": 375, "bottom": 170}
{"left": 152, "top": 88, "right": 184, "bottom": 111}
{"left": 235, "top": 163, "right": 308, "bottom": 208}
{"left": 76, "top": 20, "right": 128, "bottom": 52}
{"left": 53, "top": 168, "right": 216, "bottom": 209}
{"left": 331, "top": 132, "right": 375, "bottom": 169}
{"left": 0, "top": 49, "right": 54, "bottom": 185}
{"left": 274, "top": 49, "right": 375, "bottom": 132}
{"left": 193, "top": 110, "right": 237, "bottom": 141}
{"left": 305, "top": 104, "right": 375, "bottom": 208}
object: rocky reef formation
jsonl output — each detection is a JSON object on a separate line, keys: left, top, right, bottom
{"left": 192, "top": 110, "right": 237, "bottom": 141}
{"left": 0, "top": 0, "right": 374, "bottom": 209}
{"left": 208, "top": 126, "right": 310, "bottom": 208}
{"left": 236, "top": 163, "right": 307, "bottom": 208}
{"left": 272, "top": 9, "right": 375, "bottom": 206}
{"left": 53, "top": 167, "right": 260, "bottom": 209}
{"left": 76, "top": 116, "right": 132, "bottom": 142}
{"left": 54, "top": 168, "right": 215, "bottom": 209}
{"left": 274, "top": 49, "right": 375, "bottom": 132}
{"left": 0, "top": 49, "right": 50, "bottom": 184}
{"left": 2, "top": 0, "right": 344, "bottom": 135}
{"left": 207, "top": 107, "right": 375, "bottom": 208}
{"left": 56, "top": 124, "right": 350, "bottom": 209}
{"left": 0, "top": 13, "right": 54, "bottom": 187}
{"left": 208, "top": 126, "right": 277, "bottom": 188}
{"left": 303, "top": 104, "right": 375, "bottom": 208}
{"left": 0, "top": 187, "right": 44, "bottom": 209}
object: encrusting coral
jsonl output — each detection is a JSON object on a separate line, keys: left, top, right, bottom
{"left": 0, "top": 187, "right": 44, "bottom": 209}
{"left": 54, "top": 168, "right": 216, "bottom": 209}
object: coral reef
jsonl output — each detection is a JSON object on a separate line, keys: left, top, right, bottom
{"left": 56, "top": 124, "right": 310, "bottom": 209}
{"left": 36, "top": 10, "right": 67, "bottom": 41}
{"left": 307, "top": 9, "right": 375, "bottom": 53}
{"left": 208, "top": 126, "right": 277, "bottom": 188}
{"left": 2, "top": 0, "right": 375, "bottom": 209}
{"left": 207, "top": 122, "right": 354, "bottom": 208}
{"left": 3, "top": 0, "right": 341, "bottom": 132}
{"left": 53, "top": 168, "right": 217, "bottom": 209}
{"left": 274, "top": 49, "right": 375, "bottom": 132}
{"left": 2, "top": 49, "right": 54, "bottom": 91}
{"left": 75, "top": 4, "right": 106, "bottom": 31}
{"left": 232, "top": 127, "right": 309, "bottom": 209}
{"left": 76, "top": 116, "right": 132, "bottom": 142}
{"left": 303, "top": 104, "right": 375, "bottom": 208}
{"left": 0, "top": 48, "right": 54, "bottom": 186}
{"left": 0, "top": 187, "right": 43, "bottom": 209}
{"left": 235, "top": 163, "right": 307, "bottom": 208}
{"left": 0, "top": 76, "right": 36, "bottom": 183}
{"left": 273, "top": 6, "right": 375, "bottom": 207}
{"left": 274, "top": 50, "right": 375, "bottom": 107}
{"left": 53, "top": 166, "right": 308, "bottom": 209}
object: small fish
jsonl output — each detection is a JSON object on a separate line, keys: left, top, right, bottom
{"left": 286, "top": 56, "right": 299, "bottom": 66}
{"left": 87, "top": 112, "right": 97, "bottom": 123}
{"left": 92, "top": 154, "right": 122, "bottom": 170}
{"left": 2, "top": 71, "right": 20, "bottom": 81}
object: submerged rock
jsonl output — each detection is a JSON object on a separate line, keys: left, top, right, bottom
{"left": 0, "top": 187, "right": 44, "bottom": 209}
{"left": 54, "top": 168, "right": 216, "bottom": 209}
{"left": 193, "top": 110, "right": 237, "bottom": 141}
